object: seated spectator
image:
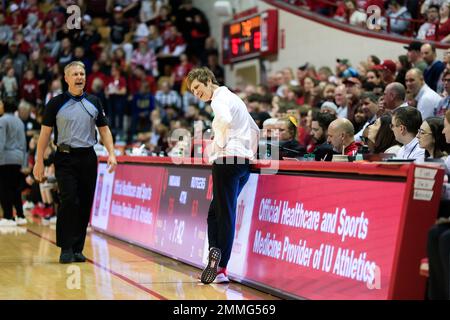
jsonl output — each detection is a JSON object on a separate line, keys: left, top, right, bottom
{"left": 130, "top": 38, "right": 158, "bottom": 77}
{"left": 20, "top": 69, "right": 41, "bottom": 105}
{"left": 351, "top": 104, "right": 368, "bottom": 135}
{"left": 45, "top": 79, "right": 63, "bottom": 105}
{"left": 130, "top": 82, "right": 155, "bottom": 140}
{"left": 383, "top": 82, "right": 408, "bottom": 112}
{"left": 171, "top": 53, "right": 193, "bottom": 93}
{"left": 334, "top": 85, "right": 349, "bottom": 118}
{"left": 421, "top": 43, "right": 446, "bottom": 92}
{"left": 405, "top": 68, "right": 441, "bottom": 119}
{"left": 391, "top": 106, "right": 425, "bottom": 160}
{"left": 426, "top": 2, "right": 450, "bottom": 42}
{"left": 105, "top": 64, "right": 128, "bottom": 140}
{"left": 86, "top": 61, "right": 108, "bottom": 94}
{"left": 417, "top": 5, "right": 440, "bottom": 40}
{"left": 276, "top": 117, "right": 306, "bottom": 159}
{"left": 367, "top": 113, "right": 401, "bottom": 154}
{"left": 320, "top": 101, "right": 338, "bottom": 116}
{"left": 366, "top": 69, "right": 384, "bottom": 88}
{"left": 321, "top": 83, "right": 336, "bottom": 103}
{"left": 1, "top": 67, "right": 18, "bottom": 98}
{"left": 373, "top": 59, "right": 397, "bottom": 85}
{"left": 336, "top": 58, "right": 358, "bottom": 78}
{"left": 355, "top": 92, "right": 380, "bottom": 142}
{"left": 155, "top": 79, "right": 182, "bottom": 111}
{"left": 367, "top": 55, "right": 381, "bottom": 69}
{"left": 344, "top": 0, "right": 367, "bottom": 27}
{"left": 310, "top": 112, "right": 336, "bottom": 161}
{"left": 182, "top": 90, "right": 205, "bottom": 113}
{"left": 417, "top": 117, "right": 449, "bottom": 160}
{"left": 140, "top": 0, "right": 163, "bottom": 24}
{"left": 435, "top": 69, "right": 450, "bottom": 117}
{"left": 395, "top": 55, "right": 411, "bottom": 86}
{"left": 159, "top": 24, "right": 187, "bottom": 58}
{"left": 384, "top": 0, "right": 412, "bottom": 35}
{"left": 327, "top": 118, "right": 359, "bottom": 156}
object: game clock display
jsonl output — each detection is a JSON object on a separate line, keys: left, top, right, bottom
{"left": 222, "top": 9, "right": 278, "bottom": 64}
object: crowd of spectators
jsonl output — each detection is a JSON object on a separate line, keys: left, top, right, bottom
{"left": 1, "top": 0, "right": 450, "bottom": 299}
{"left": 284, "top": 0, "right": 450, "bottom": 41}
{"left": 0, "top": 0, "right": 222, "bottom": 223}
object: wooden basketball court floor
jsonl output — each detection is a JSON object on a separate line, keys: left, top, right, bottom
{"left": 0, "top": 216, "right": 279, "bottom": 300}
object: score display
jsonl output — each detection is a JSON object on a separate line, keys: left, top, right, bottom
{"left": 222, "top": 10, "right": 278, "bottom": 64}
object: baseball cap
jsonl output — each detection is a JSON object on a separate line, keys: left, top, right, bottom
{"left": 343, "top": 77, "right": 362, "bottom": 86}
{"left": 341, "top": 66, "right": 359, "bottom": 78}
{"left": 379, "top": 60, "right": 397, "bottom": 74}
{"left": 298, "top": 63, "right": 309, "bottom": 71}
{"left": 114, "top": 6, "right": 123, "bottom": 12}
{"left": 320, "top": 101, "right": 338, "bottom": 114}
{"left": 336, "top": 58, "right": 350, "bottom": 66}
{"left": 403, "top": 41, "right": 423, "bottom": 52}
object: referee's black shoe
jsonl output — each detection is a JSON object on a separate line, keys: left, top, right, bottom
{"left": 201, "top": 247, "right": 221, "bottom": 284}
{"left": 59, "top": 248, "right": 74, "bottom": 264}
{"left": 73, "top": 252, "right": 87, "bottom": 263}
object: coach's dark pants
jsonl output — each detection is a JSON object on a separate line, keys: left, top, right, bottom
{"left": 207, "top": 157, "right": 251, "bottom": 269}
{"left": 54, "top": 147, "right": 97, "bottom": 252}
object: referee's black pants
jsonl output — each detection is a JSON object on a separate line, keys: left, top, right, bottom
{"left": 207, "top": 157, "right": 251, "bottom": 269}
{"left": 54, "top": 147, "right": 97, "bottom": 253}
{"left": 0, "top": 164, "right": 25, "bottom": 220}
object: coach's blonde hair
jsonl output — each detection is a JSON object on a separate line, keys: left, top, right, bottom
{"left": 186, "top": 67, "right": 219, "bottom": 92}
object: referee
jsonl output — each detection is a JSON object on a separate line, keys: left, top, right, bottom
{"left": 187, "top": 67, "right": 259, "bottom": 284}
{"left": 33, "top": 61, "right": 117, "bottom": 264}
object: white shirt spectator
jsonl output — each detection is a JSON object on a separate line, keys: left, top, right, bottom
{"left": 395, "top": 137, "right": 425, "bottom": 160}
{"left": 417, "top": 22, "right": 434, "bottom": 40}
{"left": 209, "top": 86, "right": 259, "bottom": 162}
{"left": 349, "top": 11, "right": 367, "bottom": 27}
{"left": 415, "top": 84, "right": 442, "bottom": 120}
{"left": 337, "top": 106, "right": 348, "bottom": 119}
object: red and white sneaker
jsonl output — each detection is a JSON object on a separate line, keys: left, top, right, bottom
{"left": 213, "top": 269, "right": 230, "bottom": 284}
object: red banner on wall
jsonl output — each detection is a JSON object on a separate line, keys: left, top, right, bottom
{"left": 245, "top": 175, "right": 407, "bottom": 299}
{"left": 106, "top": 164, "right": 165, "bottom": 248}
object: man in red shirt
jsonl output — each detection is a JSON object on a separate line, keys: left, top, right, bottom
{"left": 20, "top": 69, "right": 41, "bottom": 105}
{"left": 327, "top": 118, "right": 359, "bottom": 156}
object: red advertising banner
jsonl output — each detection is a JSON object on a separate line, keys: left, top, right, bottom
{"left": 106, "top": 164, "right": 165, "bottom": 248}
{"left": 245, "top": 175, "right": 407, "bottom": 300}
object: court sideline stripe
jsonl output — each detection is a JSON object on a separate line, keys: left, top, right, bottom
{"left": 26, "top": 228, "right": 168, "bottom": 300}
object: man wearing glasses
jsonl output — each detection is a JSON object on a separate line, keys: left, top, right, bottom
{"left": 435, "top": 69, "right": 450, "bottom": 117}
{"left": 391, "top": 106, "right": 425, "bottom": 160}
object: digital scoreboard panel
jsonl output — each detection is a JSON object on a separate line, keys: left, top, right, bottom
{"left": 222, "top": 10, "right": 278, "bottom": 64}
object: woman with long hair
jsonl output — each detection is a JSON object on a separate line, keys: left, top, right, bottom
{"left": 417, "top": 117, "right": 449, "bottom": 160}
{"left": 367, "top": 113, "right": 401, "bottom": 154}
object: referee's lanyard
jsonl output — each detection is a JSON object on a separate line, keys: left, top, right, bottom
{"left": 407, "top": 141, "right": 419, "bottom": 159}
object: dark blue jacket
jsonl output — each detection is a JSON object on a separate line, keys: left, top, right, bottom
{"left": 424, "top": 60, "right": 445, "bottom": 92}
